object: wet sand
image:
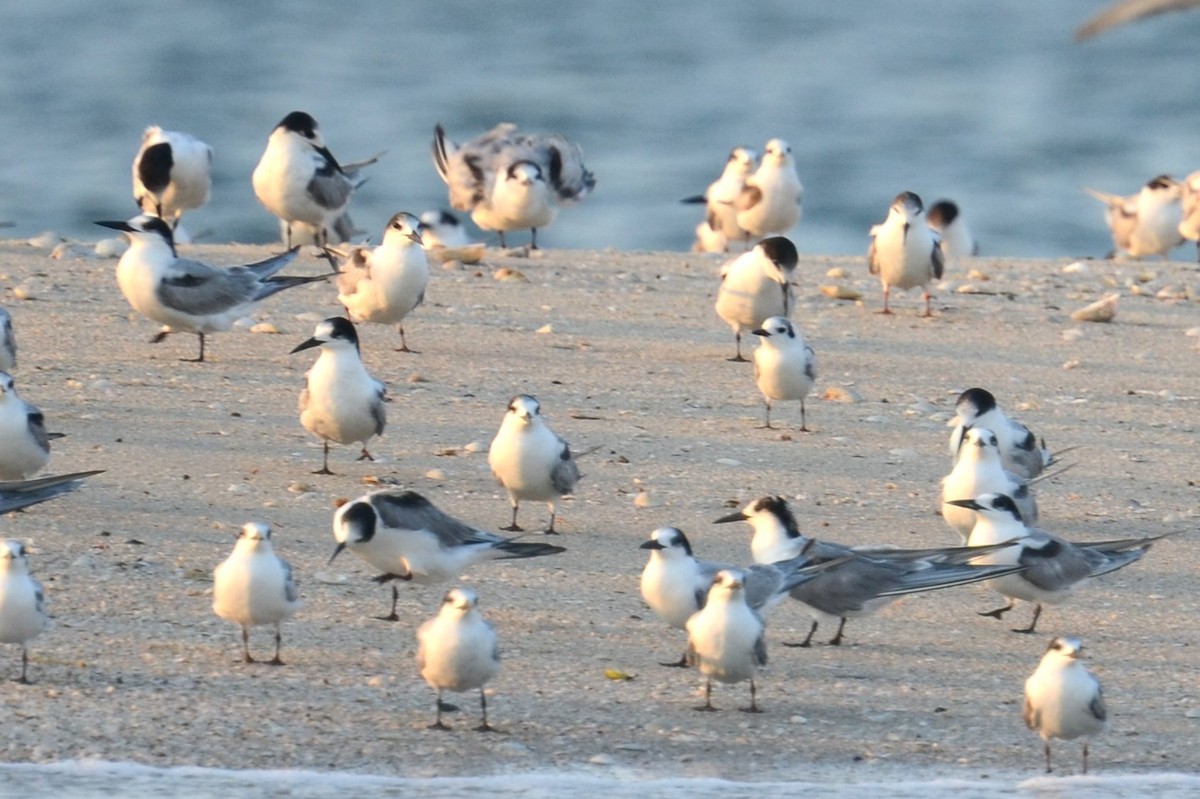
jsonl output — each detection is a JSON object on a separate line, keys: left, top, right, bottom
{"left": 0, "top": 238, "right": 1196, "bottom": 783}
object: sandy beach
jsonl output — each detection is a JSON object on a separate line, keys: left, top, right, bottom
{"left": 0, "top": 237, "right": 1196, "bottom": 787}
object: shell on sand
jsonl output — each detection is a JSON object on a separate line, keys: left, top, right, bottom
{"left": 1070, "top": 292, "right": 1119, "bottom": 323}
{"left": 425, "top": 243, "right": 486, "bottom": 265}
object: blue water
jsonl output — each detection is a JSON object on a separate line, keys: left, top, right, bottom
{"left": 1, "top": 761, "right": 1198, "bottom": 799}
{"left": 2, "top": 3, "right": 1199, "bottom": 256}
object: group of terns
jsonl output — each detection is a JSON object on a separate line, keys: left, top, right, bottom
{"left": 636, "top": 387, "right": 1158, "bottom": 772}
{"left": 0, "top": 93, "right": 1180, "bottom": 771}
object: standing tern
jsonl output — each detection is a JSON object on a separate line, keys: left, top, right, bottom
{"left": 335, "top": 212, "right": 430, "bottom": 352}
{"left": 715, "top": 495, "right": 1027, "bottom": 646}
{"left": 132, "top": 126, "right": 212, "bottom": 234}
{"left": 686, "top": 570, "right": 768, "bottom": 712}
{"left": 329, "top": 489, "right": 565, "bottom": 621}
{"left": 1024, "top": 636, "right": 1107, "bottom": 774}
{"left": 96, "top": 215, "right": 324, "bottom": 362}
{"left": 253, "top": 111, "right": 381, "bottom": 248}
{"left": 0, "top": 539, "right": 48, "bottom": 683}
{"left": 487, "top": 394, "right": 580, "bottom": 535}
{"left": 212, "top": 522, "right": 301, "bottom": 665}
{"left": 416, "top": 587, "right": 501, "bottom": 731}
{"left": 0, "top": 372, "right": 51, "bottom": 480}
{"left": 714, "top": 236, "right": 798, "bottom": 362}
{"left": 291, "top": 317, "right": 386, "bottom": 475}
{"left": 948, "top": 493, "right": 1163, "bottom": 633}
{"left": 750, "top": 315, "right": 816, "bottom": 431}
{"left": 868, "top": 191, "right": 945, "bottom": 316}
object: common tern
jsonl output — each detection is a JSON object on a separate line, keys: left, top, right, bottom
{"left": 329, "top": 489, "right": 565, "bottom": 620}
{"left": 868, "top": 191, "right": 945, "bottom": 316}
{"left": 639, "top": 526, "right": 845, "bottom": 667}
{"left": 253, "top": 111, "right": 381, "bottom": 248}
{"left": 97, "top": 215, "right": 324, "bottom": 362}
{"left": 716, "top": 495, "right": 1027, "bottom": 646}
{"left": 432, "top": 122, "right": 595, "bottom": 249}
{"left": 948, "top": 387, "right": 1051, "bottom": 480}
{"left": 949, "top": 493, "right": 1162, "bottom": 633}
{"left": 1085, "top": 175, "right": 1184, "bottom": 260}
{"left": 941, "top": 427, "right": 1039, "bottom": 542}
{"left": 132, "top": 126, "right": 212, "bottom": 231}
{"left": 714, "top": 236, "right": 798, "bottom": 361}
{"left": 682, "top": 146, "right": 758, "bottom": 251}
{"left": 291, "top": 317, "right": 386, "bottom": 475}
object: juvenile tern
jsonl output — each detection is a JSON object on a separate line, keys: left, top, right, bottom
{"left": 868, "top": 191, "right": 944, "bottom": 316}
{"left": 751, "top": 315, "right": 816, "bottom": 431}
{"left": 432, "top": 122, "right": 595, "bottom": 248}
{"left": 212, "top": 522, "right": 301, "bottom": 665}
{"left": 132, "top": 126, "right": 212, "bottom": 231}
{"left": 682, "top": 146, "right": 758, "bottom": 251}
{"left": 926, "top": 199, "right": 979, "bottom": 262}
{"left": 735, "top": 139, "right": 802, "bottom": 242}
{"left": 253, "top": 111, "right": 380, "bottom": 248}
{"left": 715, "top": 495, "right": 1026, "bottom": 646}
{"left": 686, "top": 570, "right": 768, "bottom": 712}
{"left": 0, "top": 372, "right": 50, "bottom": 480}
{"left": 949, "top": 493, "right": 1162, "bottom": 633}
{"left": 329, "top": 489, "right": 565, "bottom": 621}
{"left": 1085, "top": 175, "right": 1183, "bottom": 260}
{"left": 941, "top": 427, "right": 1038, "bottom": 542}
{"left": 335, "top": 211, "right": 430, "bottom": 352}
{"left": 416, "top": 587, "right": 501, "bottom": 731}
{"left": 487, "top": 394, "right": 580, "bottom": 534}
{"left": 291, "top": 317, "right": 386, "bottom": 475}
{"left": 417, "top": 210, "right": 471, "bottom": 250}
{"left": 714, "top": 236, "right": 798, "bottom": 361}
{"left": 96, "top": 215, "right": 324, "bottom": 362}
{"left": 948, "top": 387, "right": 1051, "bottom": 480}
{"left": 0, "top": 540, "right": 48, "bottom": 683}
{"left": 1024, "top": 636, "right": 1107, "bottom": 774}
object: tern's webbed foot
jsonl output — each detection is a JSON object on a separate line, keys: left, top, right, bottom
{"left": 266, "top": 656, "right": 285, "bottom": 666}
{"left": 739, "top": 705, "right": 763, "bottom": 714}
{"left": 474, "top": 723, "right": 498, "bottom": 733}
{"left": 978, "top": 602, "right": 1014, "bottom": 620}
{"left": 312, "top": 467, "right": 336, "bottom": 476}
{"left": 693, "top": 704, "right": 718, "bottom": 712}
{"left": 726, "top": 355, "right": 749, "bottom": 363}
{"left": 428, "top": 721, "right": 451, "bottom": 731}
{"left": 500, "top": 523, "right": 523, "bottom": 532}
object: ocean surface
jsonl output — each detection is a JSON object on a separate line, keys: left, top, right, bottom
{"left": 1, "top": 761, "right": 1200, "bottom": 799}
{"left": 1, "top": 2, "right": 1198, "bottom": 259}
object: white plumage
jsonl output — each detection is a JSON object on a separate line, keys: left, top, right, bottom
{"left": 487, "top": 394, "right": 580, "bottom": 534}
{"left": 416, "top": 587, "right": 501, "bottom": 731}
{"left": 212, "top": 522, "right": 301, "bottom": 665}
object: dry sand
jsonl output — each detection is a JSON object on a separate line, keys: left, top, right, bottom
{"left": 0, "top": 237, "right": 1196, "bottom": 783}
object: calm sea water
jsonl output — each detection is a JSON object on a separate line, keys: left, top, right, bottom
{"left": 1, "top": 761, "right": 1199, "bottom": 799}
{"left": 2, "top": 3, "right": 1198, "bottom": 258}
